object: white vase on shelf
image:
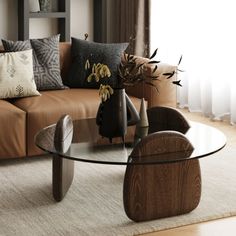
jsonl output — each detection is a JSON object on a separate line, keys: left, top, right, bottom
{"left": 29, "top": 0, "right": 40, "bottom": 12}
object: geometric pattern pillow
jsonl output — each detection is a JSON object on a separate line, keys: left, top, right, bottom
{"left": 2, "top": 35, "right": 65, "bottom": 91}
{"left": 0, "top": 50, "right": 40, "bottom": 99}
{"left": 65, "top": 37, "right": 129, "bottom": 89}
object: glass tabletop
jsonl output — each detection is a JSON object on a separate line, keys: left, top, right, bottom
{"left": 35, "top": 117, "right": 226, "bottom": 165}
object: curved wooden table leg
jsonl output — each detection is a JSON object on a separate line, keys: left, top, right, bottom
{"left": 52, "top": 155, "right": 74, "bottom": 202}
{"left": 123, "top": 159, "right": 201, "bottom": 222}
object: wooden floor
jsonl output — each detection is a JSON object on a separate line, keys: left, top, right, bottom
{"left": 143, "top": 217, "right": 236, "bottom": 236}
{"left": 139, "top": 108, "right": 236, "bottom": 236}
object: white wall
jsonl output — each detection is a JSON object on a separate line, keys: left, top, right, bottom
{"left": 0, "top": 0, "right": 93, "bottom": 44}
{"left": 71, "top": 0, "right": 93, "bottom": 40}
{"left": 0, "top": 0, "right": 18, "bottom": 42}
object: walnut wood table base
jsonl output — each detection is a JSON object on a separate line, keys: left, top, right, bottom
{"left": 123, "top": 128, "right": 201, "bottom": 222}
{"left": 52, "top": 154, "right": 201, "bottom": 222}
{"left": 123, "top": 159, "right": 201, "bottom": 222}
{"left": 34, "top": 109, "right": 225, "bottom": 222}
{"left": 51, "top": 108, "right": 201, "bottom": 221}
{"left": 52, "top": 155, "right": 74, "bottom": 202}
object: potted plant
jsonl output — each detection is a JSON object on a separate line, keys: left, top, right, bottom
{"left": 85, "top": 44, "right": 182, "bottom": 142}
{"left": 85, "top": 61, "right": 140, "bottom": 142}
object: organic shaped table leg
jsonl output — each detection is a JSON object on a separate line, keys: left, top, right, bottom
{"left": 123, "top": 131, "right": 201, "bottom": 222}
{"left": 52, "top": 155, "right": 74, "bottom": 202}
{"left": 123, "top": 159, "right": 201, "bottom": 222}
{"left": 52, "top": 114, "right": 74, "bottom": 201}
{"left": 147, "top": 106, "right": 191, "bottom": 134}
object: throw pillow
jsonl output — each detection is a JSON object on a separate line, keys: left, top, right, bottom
{"left": 1, "top": 35, "right": 65, "bottom": 91}
{"left": 65, "top": 37, "right": 129, "bottom": 88}
{"left": 0, "top": 49, "right": 40, "bottom": 99}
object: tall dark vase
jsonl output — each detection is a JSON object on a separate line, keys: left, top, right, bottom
{"left": 96, "top": 89, "right": 139, "bottom": 142}
{"left": 96, "top": 88, "right": 127, "bottom": 142}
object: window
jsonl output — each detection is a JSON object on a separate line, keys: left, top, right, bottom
{"left": 151, "top": 0, "right": 236, "bottom": 123}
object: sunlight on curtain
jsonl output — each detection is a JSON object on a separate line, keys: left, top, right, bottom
{"left": 150, "top": 0, "right": 236, "bottom": 124}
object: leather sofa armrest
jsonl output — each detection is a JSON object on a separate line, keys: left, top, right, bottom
{"left": 123, "top": 55, "right": 177, "bottom": 108}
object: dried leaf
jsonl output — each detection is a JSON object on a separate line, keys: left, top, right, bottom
{"left": 129, "top": 55, "right": 134, "bottom": 60}
{"left": 149, "top": 48, "right": 158, "bottom": 60}
{"left": 129, "top": 64, "right": 136, "bottom": 73}
{"left": 137, "top": 63, "right": 145, "bottom": 69}
{"left": 127, "top": 54, "right": 131, "bottom": 61}
{"left": 172, "top": 80, "right": 182, "bottom": 86}
{"left": 153, "top": 65, "right": 158, "bottom": 73}
{"left": 148, "top": 60, "right": 160, "bottom": 64}
{"left": 124, "top": 52, "right": 128, "bottom": 62}
{"left": 163, "top": 71, "right": 175, "bottom": 79}
{"left": 147, "top": 75, "right": 159, "bottom": 79}
{"left": 177, "top": 68, "right": 185, "bottom": 72}
{"left": 162, "top": 72, "right": 173, "bottom": 76}
{"left": 178, "top": 55, "right": 183, "bottom": 66}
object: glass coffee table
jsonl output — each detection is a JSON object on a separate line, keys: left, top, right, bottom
{"left": 35, "top": 107, "right": 226, "bottom": 222}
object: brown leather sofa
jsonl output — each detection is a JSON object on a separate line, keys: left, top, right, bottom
{"left": 0, "top": 43, "right": 177, "bottom": 159}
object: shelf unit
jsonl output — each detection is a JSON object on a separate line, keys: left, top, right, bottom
{"left": 18, "top": 0, "right": 70, "bottom": 41}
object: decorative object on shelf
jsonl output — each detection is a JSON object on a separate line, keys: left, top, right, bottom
{"left": 39, "top": 0, "right": 52, "bottom": 12}
{"left": 54, "top": 114, "right": 73, "bottom": 153}
{"left": 29, "top": 0, "right": 40, "bottom": 12}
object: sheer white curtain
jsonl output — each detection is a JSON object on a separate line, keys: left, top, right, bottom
{"left": 150, "top": 0, "right": 236, "bottom": 124}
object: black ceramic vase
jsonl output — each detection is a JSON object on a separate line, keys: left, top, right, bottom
{"left": 96, "top": 89, "right": 139, "bottom": 142}
{"left": 96, "top": 88, "right": 127, "bottom": 142}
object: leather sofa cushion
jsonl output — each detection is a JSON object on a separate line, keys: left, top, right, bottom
{"left": 0, "top": 100, "right": 26, "bottom": 159}
{"left": 12, "top": 89, "right": 141, "bottom": 156}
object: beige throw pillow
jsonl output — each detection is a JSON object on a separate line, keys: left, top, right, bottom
{"left": 0, "top": 49, "right": 40, "bottom": 99}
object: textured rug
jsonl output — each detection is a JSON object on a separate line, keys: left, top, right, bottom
{"left": 1, "top": 145, "right": 236, "bottom": 236}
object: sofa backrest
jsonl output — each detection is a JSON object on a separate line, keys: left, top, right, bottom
{"left": 59, "top": 42, "right": 71, "bottom": 82}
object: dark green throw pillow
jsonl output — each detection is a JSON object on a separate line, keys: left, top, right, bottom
{"left": 65, "top": 38, "right": 129, "bottom": 88}
{"left": 2, "top": 35, "right": 65, "bottom": 91}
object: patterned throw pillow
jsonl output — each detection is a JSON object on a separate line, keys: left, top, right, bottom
{"left": 65, "top": 37, "right": 129, "bottom": 88}
{"left": 0, "top": 50, "right": 40, "bottom": 99}
{"left": 2, "top": 35, "right": 65, "bottom": 91}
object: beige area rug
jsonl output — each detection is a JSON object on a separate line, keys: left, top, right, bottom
{"left": 1, "top": 141, "right": 236, "bottom": 236}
